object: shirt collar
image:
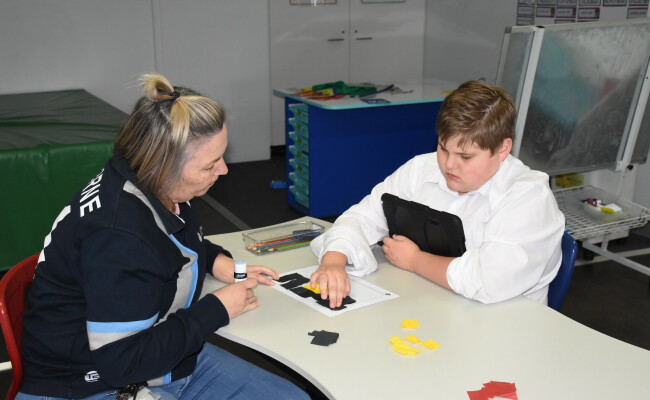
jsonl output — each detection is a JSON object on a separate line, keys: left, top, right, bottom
{"left": 110, "top": 154, "right": 186, "bottom": 234}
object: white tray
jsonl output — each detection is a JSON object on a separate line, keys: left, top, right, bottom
{"left": 553, "top": 185, "right": 650, "bottom": 241}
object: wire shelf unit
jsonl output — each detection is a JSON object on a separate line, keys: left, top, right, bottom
{"left": 554, "top": 185, "right": 650, "bottom": 241}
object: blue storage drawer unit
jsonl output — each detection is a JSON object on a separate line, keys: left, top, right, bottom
{"left": 278, "top": 82, "right": 453, "bottom": 217}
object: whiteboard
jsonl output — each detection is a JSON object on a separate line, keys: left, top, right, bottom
{"left": 497, "top": 18, "right": 650, "bottom": 175}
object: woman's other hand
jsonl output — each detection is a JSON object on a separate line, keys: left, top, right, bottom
{"left": 211, "top": 279, "right": 259, "bottom": 319}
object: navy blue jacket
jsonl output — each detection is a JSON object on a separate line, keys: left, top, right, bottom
{"left": 20, "top": 155, "right": 231, "bottom": 398}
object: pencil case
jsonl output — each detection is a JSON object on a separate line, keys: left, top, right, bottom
{"left": 242, "top": 220, "right": 324, "bottom": 255}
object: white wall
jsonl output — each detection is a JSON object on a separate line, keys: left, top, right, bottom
{"left": 0, "top": 0, "right": 270, "bottom": 163}
{"left": 423, "top": 0, "right": 518, "bottom": 85}
{"left": 155, "top": 0, "right": 271, "bottom": 162}
{"left": 0, "top": 1, "right": 154, "bottom": 109}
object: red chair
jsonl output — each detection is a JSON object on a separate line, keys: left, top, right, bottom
{"left": 0, "top": 253, "right": 39, "bottom": 400}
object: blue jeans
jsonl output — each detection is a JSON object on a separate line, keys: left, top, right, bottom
{"left": 16, "top": 343, "right": 309, "bottom": 400}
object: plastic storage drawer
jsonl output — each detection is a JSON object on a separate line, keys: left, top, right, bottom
{"left": 288, "top": 118, "right": 309, "bottom": 135}
{"left": 288, "top": 131, "right": 309, "bottom": 152}
{"left": 289, "top": 185, "right": 310, "bottom": 208}
{"left": 288, "top": 103, "right": 309, "bottom": 123}
{"left": 288, "top": 171, "right": 309, "bottom": 194}
{"left": 289, "top": 158, "right": 309, "bottom": 180}
{"left": 288, "top": 145, "right": 309, "bottom": 167}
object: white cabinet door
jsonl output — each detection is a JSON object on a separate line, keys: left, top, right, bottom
{"left": 269, "top": 0, "right": 425, "bottom": 145}
{"left": 349, "top": 0, "right": 425, "bottom": 84}
{"left": 270, "top": 1, "right": 351, "bottom": 146}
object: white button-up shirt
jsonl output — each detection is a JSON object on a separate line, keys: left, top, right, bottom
{"left": 310, "top": 153, "right": 565, "bottom": 304}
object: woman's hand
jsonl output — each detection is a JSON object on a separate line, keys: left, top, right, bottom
{"left": 212, "top": 253, "right": 235, "bottom": 283}
{"left": 211, "top": 254, "right": 279, "bottom": 286}
{"left": 381, "top": 234, "right": 421, "bottom": 271}
{"left": 247, "top": 265, "right": 279, "bottom": 286}
{"left": 211, "top": 279, "right": 259, "bottom": 319}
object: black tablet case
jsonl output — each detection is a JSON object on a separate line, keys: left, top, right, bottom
{"left": 381, "top": 193, "right": 466, "bottom": 257}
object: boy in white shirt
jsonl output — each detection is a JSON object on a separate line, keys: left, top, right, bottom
{"left": 309, "top": 80, "right": 565, "bottom": 307}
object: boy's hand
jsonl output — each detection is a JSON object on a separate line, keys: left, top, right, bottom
{"left": 381, "top": 234, "right": 420, "bottom": 271}
{"left": 310, "top": 251, "right": 351, "bottom": 308}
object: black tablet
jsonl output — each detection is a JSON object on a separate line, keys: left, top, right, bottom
{"left": 381, "top": 193, "right": 466, "bottom": 257}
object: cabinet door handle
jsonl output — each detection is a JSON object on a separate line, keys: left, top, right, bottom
{"left": 355, "top": 37, "right": 373, "bottom": 41}
{"left": 327, "top": 38, "right": 345, "bottom": 42}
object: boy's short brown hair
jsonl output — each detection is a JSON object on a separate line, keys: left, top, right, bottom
{"left": 435, "top": 80, "right": 516, "bottom": 154}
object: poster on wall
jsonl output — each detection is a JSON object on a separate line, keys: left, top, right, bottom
{"left": 517, "top": 0, "right": 536, "bottom": 25}
{"left": 517, "top": 0, "right": 648, "bottom": 24}
{"left": 536, "top": 0, "right": 558, "bottom": 23}
{"left": 628, "top": 0, "right": 649, "bottom": 18}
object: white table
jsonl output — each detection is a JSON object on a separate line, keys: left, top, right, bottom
{"left": 202, "top": 218, "right": 650, "bottom": 399}
{"left": 273, "top": 80, "right": 458, "bottom": 110}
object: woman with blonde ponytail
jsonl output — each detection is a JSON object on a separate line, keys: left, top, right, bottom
{"left": 17, "top": 74, "right": 309, "bottom": 400}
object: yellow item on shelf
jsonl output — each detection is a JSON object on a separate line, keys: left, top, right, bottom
{"left": 555, "top": 173, "right": 584, "bottom": 188}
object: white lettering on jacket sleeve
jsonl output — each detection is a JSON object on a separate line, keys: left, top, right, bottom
{"left": 80, "top": 170, "right": 104, "bottom": 217}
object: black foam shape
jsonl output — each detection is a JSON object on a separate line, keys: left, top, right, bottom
{"left": 314, "top": 297, "right": 347, "bottom": 311}
{"left": 308, "top": 330, "right": 339, "bottom": 346}
{"left": 342, "top": 296, "right": 356, "bottom": 305}
{"left": 309, "top": 292, "right": 356, "bottom": 310}
{"left": 289, "top": 286, "right": 314, "bottom": 298}
{"left": 278, "top": 272, "right": 304, "bottom": 283}
{"left": 281, "top": 275, "right": 310, "bottom": 289}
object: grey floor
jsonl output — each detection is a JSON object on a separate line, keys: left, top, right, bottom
{"left": 2, "top": 148, "right": 649, "bottom": 398}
